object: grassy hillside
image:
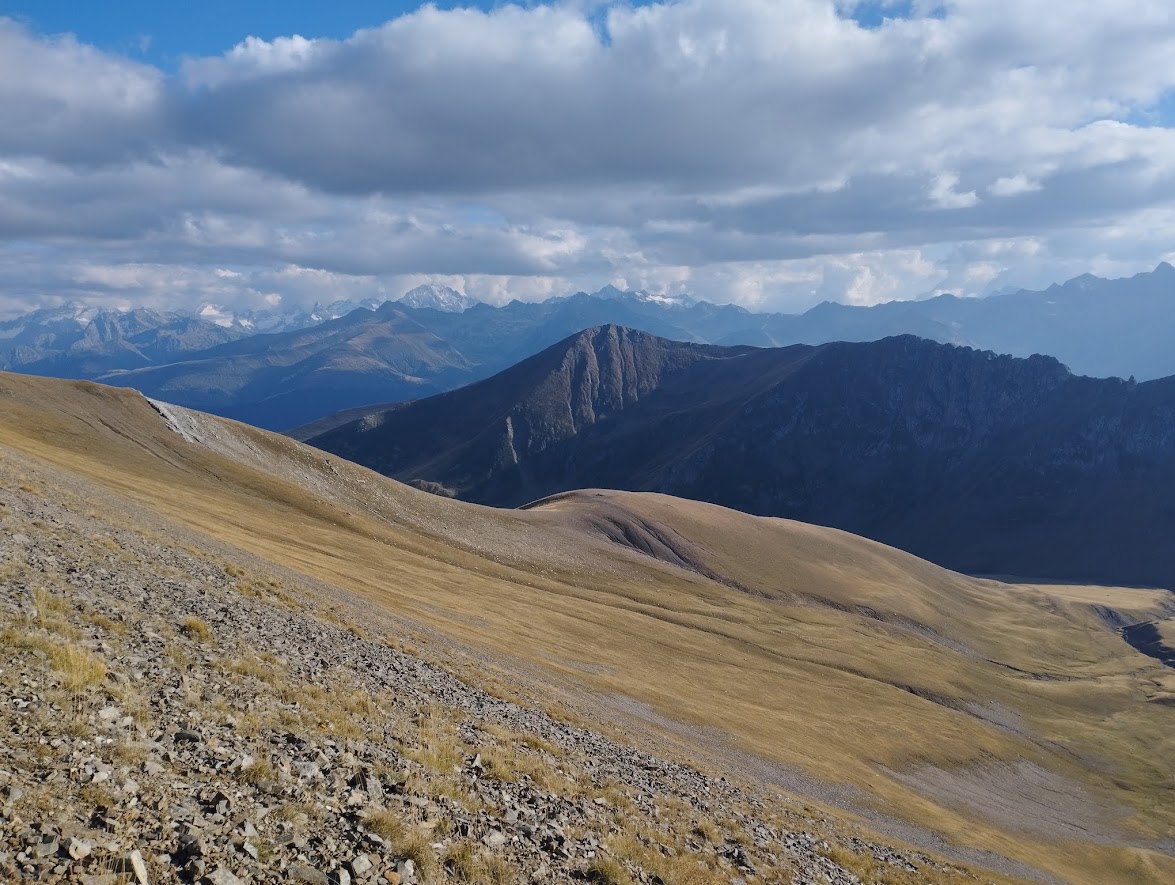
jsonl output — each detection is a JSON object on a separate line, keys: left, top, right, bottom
{"left": 1, "top": 371, "right": 1172, "bottom": 884}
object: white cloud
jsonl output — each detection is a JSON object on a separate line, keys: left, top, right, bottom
{"left": 1, "top": 2, "right": 1175, "bottom": 316}
{"left": 988, "top": 174, "right": 1041, "bottom": 197}
{"left": 928, "top": 173, "right": 979, "bottom": 209}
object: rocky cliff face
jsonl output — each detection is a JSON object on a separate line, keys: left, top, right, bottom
{"left": 312, "top": 329, "right": 1175, "bottom": 587}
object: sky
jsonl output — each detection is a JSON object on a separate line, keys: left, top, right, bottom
{"left": 1, "top": 0, "right": 1175, "bottom": 317}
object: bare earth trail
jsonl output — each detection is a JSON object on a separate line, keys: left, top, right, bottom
{"left": 1, "top": 372, "right": 1173, "bottom": 885}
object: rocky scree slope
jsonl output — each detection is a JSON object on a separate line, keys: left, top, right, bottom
{"left": 310, "top": 327, "right": 1175, "bottom": 588}
{"left": 0, "top": 446, "right": 981, "bottom": 884}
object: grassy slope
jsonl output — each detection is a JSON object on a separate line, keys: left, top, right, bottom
{"left": 0, "top": 372, "right": 1172, "bottom": 885}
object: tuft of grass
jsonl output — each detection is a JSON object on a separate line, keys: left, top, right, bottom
{"left": 477, "top": 747, "right": 517, "bottom": 783}
{"left": 481, "top": 855, "right": 515, "bottom": 885}
{"left": 585, "top": 856, "right": 632, "bottom": 885}
{"left": 179, "top": 616, "right": 211, "bottom": 642}
{"left": 237, "top": 758, "right": 277, "bottom": 786}
{"left": 518, "top": 733, "right": 555, "bottom": 754}
{"left": 49, "top": 643, "right": 107, "bottom": 692}
{"left": 397, "top": 828, "right": 439, "bottom": 883}
{"left": 110, "top": 740, "right": 150, "bottom": 764}
{"left": 443, "top": 842, "right": 485, "bottom": 881}
{"left": 690, "top": 820, "right": 720, "bottom": 844}
{"left": 86, "top": 611, "right": 128, "bottom": 634}
{"left": 367, "top": 808, "right": 407, "bottom": 843}
{"left": 444, "top": 844, "right": 517, "bottom": 885}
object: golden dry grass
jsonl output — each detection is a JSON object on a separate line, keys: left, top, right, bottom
{"left": 584, "top": 856, "right": 632, "bottom": 885}
{"left": 179, "top": 615, "right": 212, "bottom": 641}
{"left": 51, "top": 643, "right": 108, "bottom": 692}
{"left": 0, "top": 371, "right": 1172, "bottom": 885}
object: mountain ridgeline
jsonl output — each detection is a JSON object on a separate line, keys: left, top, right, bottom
{"left": 7, "top": 263, "right": 1175, "bottom": 431}
{"left": 310, "top": 327, "right": 1175, "bottom": 588}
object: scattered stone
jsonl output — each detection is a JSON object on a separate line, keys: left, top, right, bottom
{"left": 349, "top": 854, "right": 373, "bottom": 877}
{"left": 484, "top": 830, "right": 507, "bottom": 849}
{"left": 0, "top": 475, "right": 954, "bottom": 885}
{"left": 128, "top": 848, "right": 150, "bottom": 884}
{"left": 80, "top": 875, "right": 118, "bottom": 885}
{"left": 289, "top": 862, "right": 331, "bottom": 884}
{"left": 204, "top": 867, "right": 244, "bottom": 885}
{"left": 64, "top": 836, "right": 93, "bottom": 860}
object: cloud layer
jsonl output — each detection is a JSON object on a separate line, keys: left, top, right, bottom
{"left": 2, "top": 0, "right": 1175, "bottom": 316}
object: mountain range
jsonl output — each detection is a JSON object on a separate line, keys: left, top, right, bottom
{"left": 309, "top": 326, "right": 1175, "bottom": 589}
{"left": 5, "top": 263, "right": 1175, "bottom": 430}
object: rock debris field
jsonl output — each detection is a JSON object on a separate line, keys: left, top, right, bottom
{"left": 0, "top": 462, "right": 987, "bottom": 885}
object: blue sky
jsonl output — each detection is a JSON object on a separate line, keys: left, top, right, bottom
{"left": 1, "top": 1, "right": 670, "bottom": 67}
{"left": 0, "top": 0, "right": 1174, "bottom": 315}
{"left": 3, "top": 1, "right": 921, "bottom": 66}
{"left": 0, "top": 1, "right": 473, "bottom": 65}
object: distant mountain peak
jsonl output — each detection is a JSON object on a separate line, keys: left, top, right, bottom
{"left": 309, "top": 297, "right": 383, "bottom": 323}
{"left": 589, "top": 284, "right": 696, "bottom": 309}
{"left": 397, "top": 284, "right": 479, "bottom": 313}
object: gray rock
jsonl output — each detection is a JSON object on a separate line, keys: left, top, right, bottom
{"left": 80, "top": 875, "right": 119, "bottom": 885}
{"left": 484, "top": 830, "right": 507, "bottom": 849}
{"left": 349, "top": 853, "right": 373, "bottom": 877}
{"left": 204, "top": 867, "right": 244, "bottom": 885}
{"left": 129, "top": 848, "right": 151, "bottom": 884}
{"left": 64, "top": 837, "right": 93, "bottom": 860}
{"left": 288, "top": 862, "right": 330, "bottom": 885}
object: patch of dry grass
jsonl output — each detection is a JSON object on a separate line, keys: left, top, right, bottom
{"left": 396, "top": 828, "right": 439, "bottom": 883}
{"left": 179, "top": 615, "right": 211, "bottom": 641}
{"left": 585, "top": 856, "right": 632, "bottom": 885}
{"left": 237, "top": 758, "right": 277, "bottom": 786}
{"left": 444, "top": 842, "right": 516, "bottom": 884}
{"left": 366, "top": 808, "right": 408, "bottom": 843}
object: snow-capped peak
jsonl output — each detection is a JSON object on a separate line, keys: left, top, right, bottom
{"left": 313, "top": 297, "right": 383, "bottom": 321}
{"left": 198, "top": 304, "right": 238, "bottom": 328}
{"left": 397, "top": 284, "right": 479, "bottom": 313}
{"left": 589, "top": 285, "right": 696, "bottom": 309}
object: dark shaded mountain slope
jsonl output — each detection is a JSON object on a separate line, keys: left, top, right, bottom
{"left": 310, "top": 327, "right": 1175, "bottom": 587}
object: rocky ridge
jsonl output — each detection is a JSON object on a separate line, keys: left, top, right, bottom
{"left": 0, "top": 454, "right": 984, "bottom": 884}
{"left": 310, "top": 328, "right": 1175, "bottom": 588}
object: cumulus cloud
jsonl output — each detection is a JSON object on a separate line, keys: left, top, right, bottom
{"left": 988, "top": 174, "right": 1042, "bottom": 197}
{"left": 2, "top": 1, "right": 1175, "bottom": 316}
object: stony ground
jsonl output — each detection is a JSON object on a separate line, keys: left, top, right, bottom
{"left": 0, "top": 457, "right": 995, "bottom": 885}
